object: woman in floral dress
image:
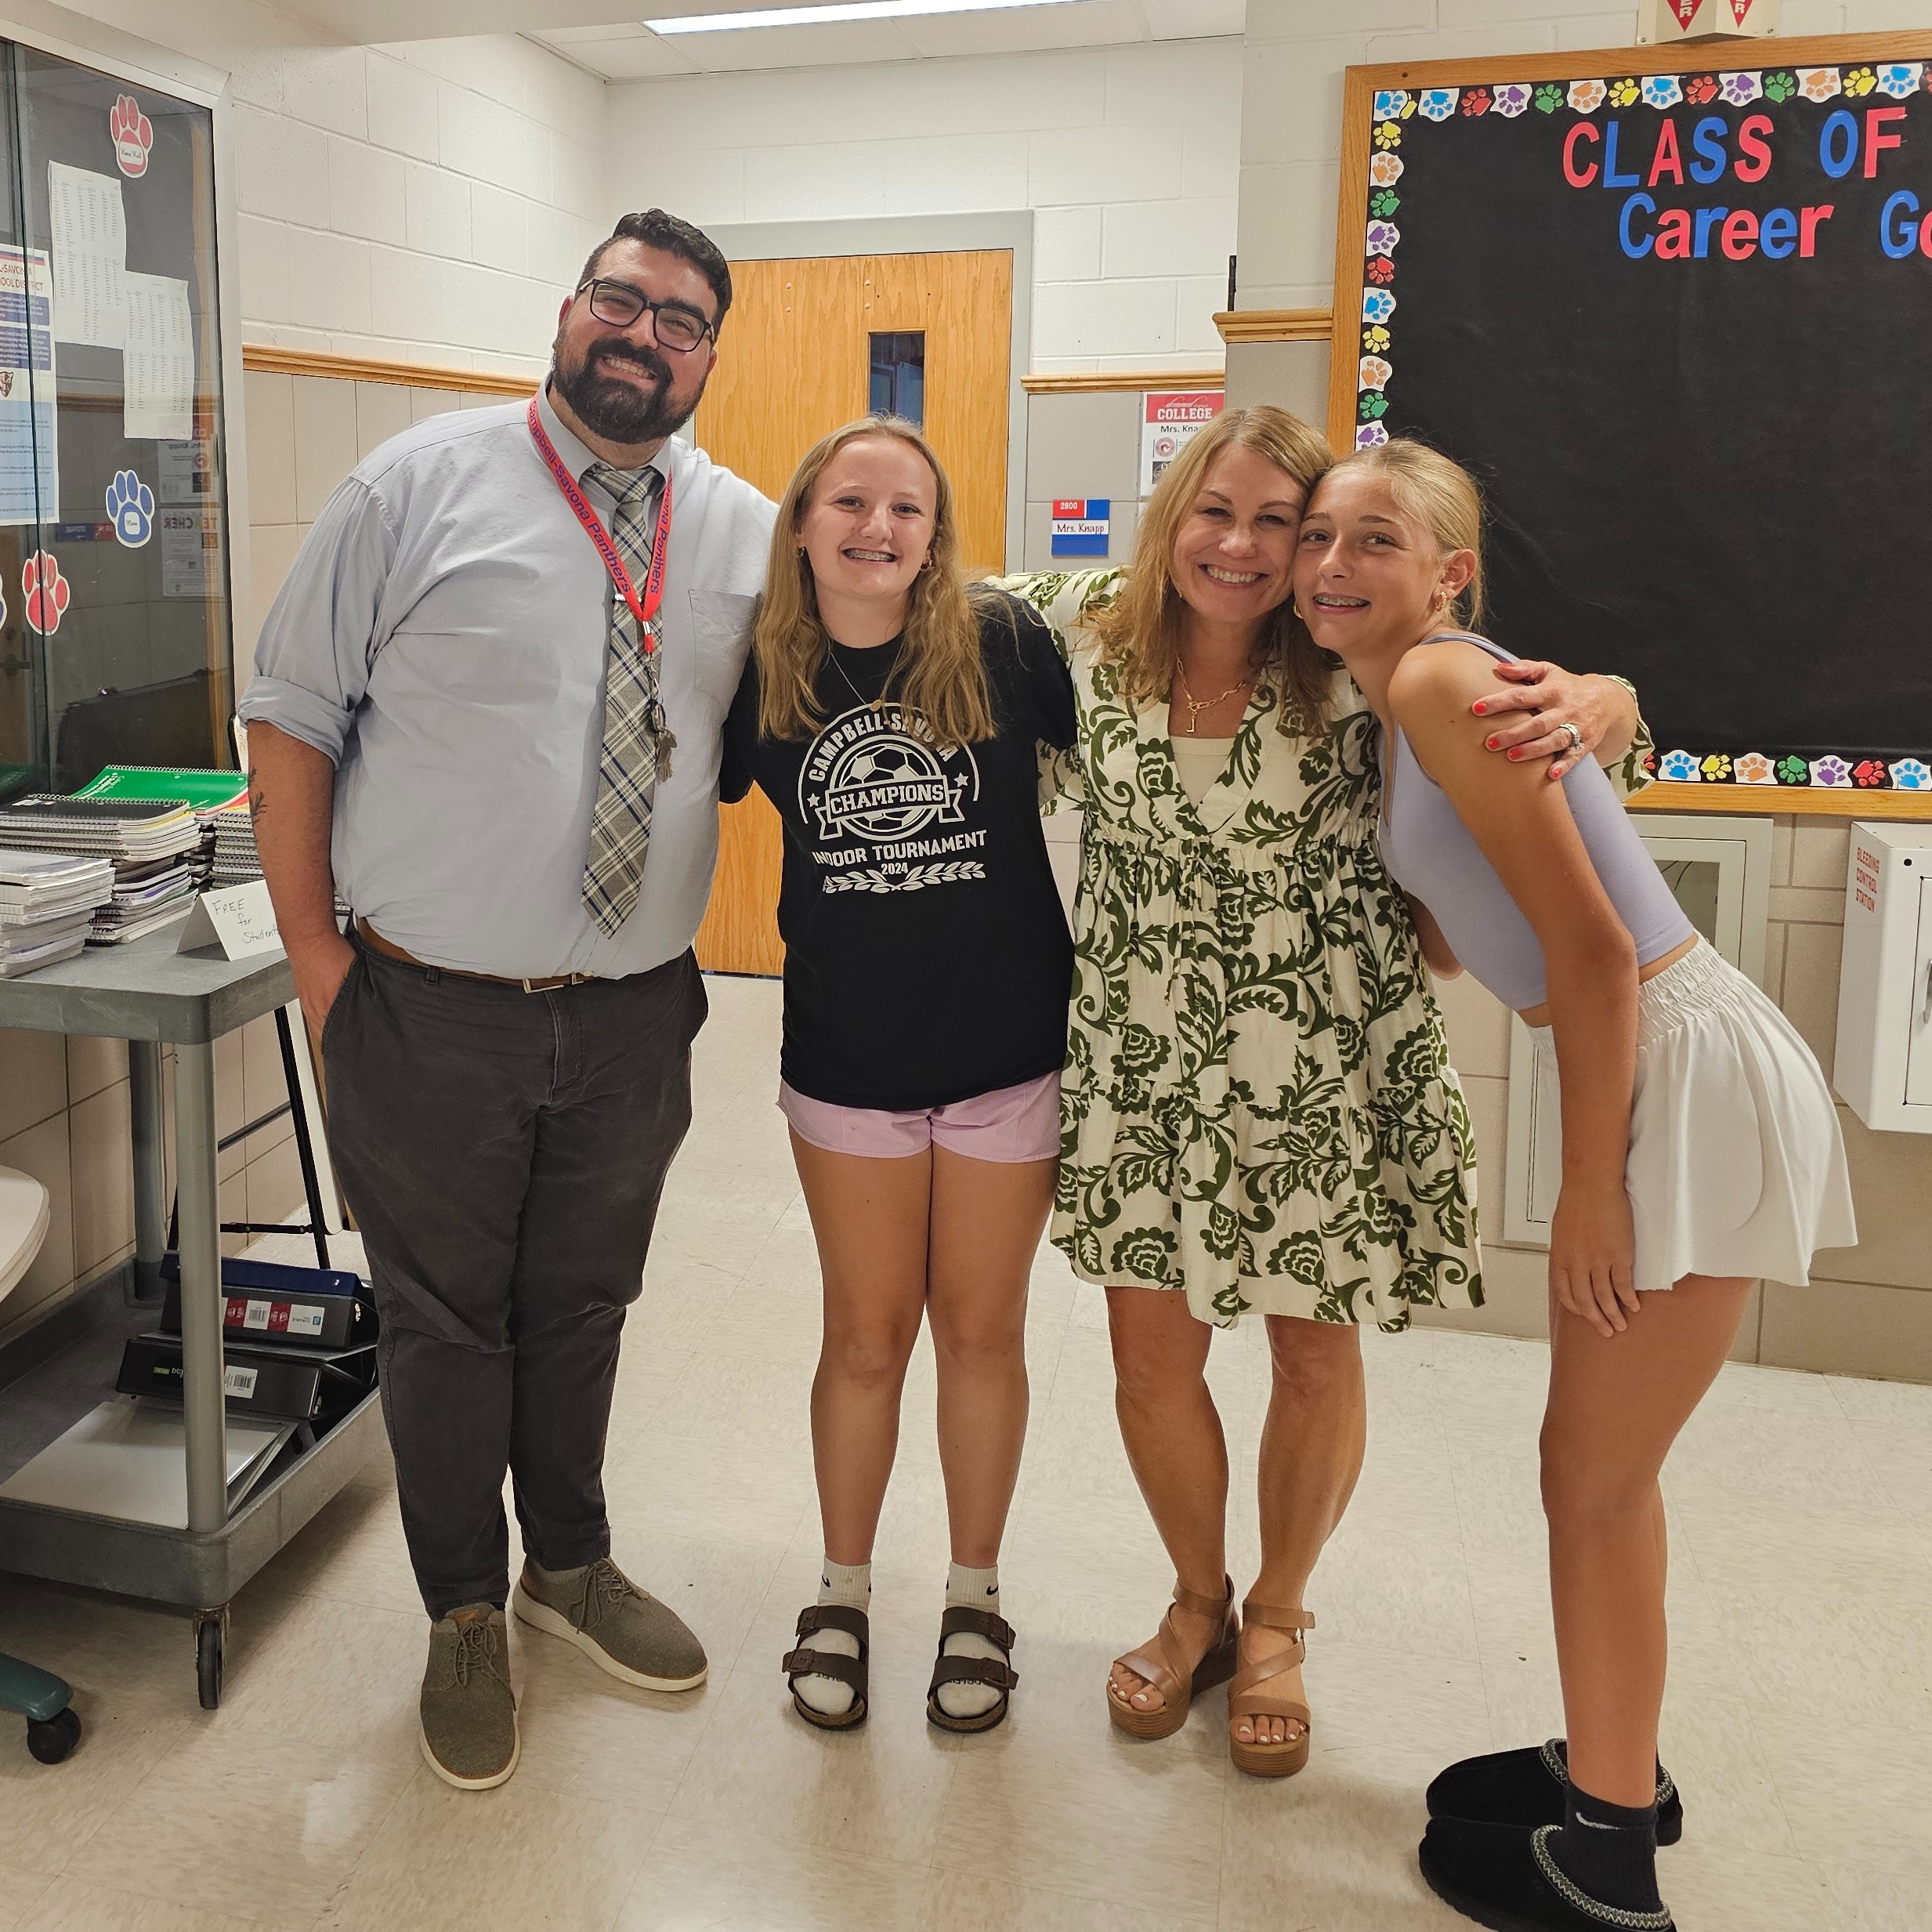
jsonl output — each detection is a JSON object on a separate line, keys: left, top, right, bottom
{"left": 995, "top": 407, "right": 1650, "bottom": 1775}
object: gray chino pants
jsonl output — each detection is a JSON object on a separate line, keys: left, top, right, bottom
{"left": 320, "top": 931, "right": 706, "bottom": 1619}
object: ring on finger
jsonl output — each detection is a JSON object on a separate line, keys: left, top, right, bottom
{"left": 1556, "top": 720, "right": 1583, "bottom": 756}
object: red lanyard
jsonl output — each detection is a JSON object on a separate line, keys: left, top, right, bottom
{"left": 527, "top": 396, "right": 674, "bottom": 652}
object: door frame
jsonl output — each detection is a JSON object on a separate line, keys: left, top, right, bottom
{"left": 703, "top": 212, "right": 1033, "bottom": 571}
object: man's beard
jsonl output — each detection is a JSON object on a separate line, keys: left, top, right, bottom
{"left": 553, "top": 339, "right": 704, "bottom": 445}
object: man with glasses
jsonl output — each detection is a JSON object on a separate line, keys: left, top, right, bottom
{"left": 240, "top": 210, "right": 774, "bottom": 1789}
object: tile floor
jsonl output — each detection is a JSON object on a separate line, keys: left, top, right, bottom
{"left": 2, "top": 977, "right": 1930, "bottom": 1931}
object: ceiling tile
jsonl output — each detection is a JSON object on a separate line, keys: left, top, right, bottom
{"left": 1145, "top": 0, "right": 1247, "bottom": 38}
{"left": 531, "top": 31, "right": 700, "bottom": 75}
{"left": 897, "top": 0, "right": 1145, "bottom": 58}
{"left": 533, "top": 20, "right": 652, "bottom": 43}
{"left": 675, "top": 19, "right": 921, "bottom": 72}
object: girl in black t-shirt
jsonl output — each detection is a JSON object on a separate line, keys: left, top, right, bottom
{"left": 721, "top": 416, "right": 1076, "bottom": 1736}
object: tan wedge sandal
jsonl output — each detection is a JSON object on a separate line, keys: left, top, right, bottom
{"left": 1228, "top": 1600, "right": 1315, "bottom": 1778}
{"left": 1105, "top": 1576, "right": 1238, "bottom": 1741}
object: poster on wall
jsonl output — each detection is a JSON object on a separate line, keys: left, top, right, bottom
{"left": 1139, "top": 390, "right": 1225, "bottom": 497}
{"left": 48, "top": 160, "right": 126, "bottom": 349}
{"left": 0, "top": 244, "right": 57, "bottom": 524}
{"left": 159, "top": 417, "right": 218, "bottom": 503}
{"left": 160, "top": 505, "right": 219, "bottom": 598}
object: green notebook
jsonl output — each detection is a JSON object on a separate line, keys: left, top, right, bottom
{"left": 74, "top": 765, "right": 248, "bottom": 812}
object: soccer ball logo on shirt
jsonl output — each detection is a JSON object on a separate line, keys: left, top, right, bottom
{"left": 805, "top": 703, "right": 977, "bottom": 845}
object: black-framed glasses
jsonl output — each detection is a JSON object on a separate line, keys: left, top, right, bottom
{"left": 577, "top": 277, "right": 715, "bottom": 353}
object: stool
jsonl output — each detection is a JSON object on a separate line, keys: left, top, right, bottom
{"left": 0, "top": 1165, "right": 82, "bottom": 1764}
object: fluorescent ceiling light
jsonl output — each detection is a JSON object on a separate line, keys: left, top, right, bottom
{"left": 648, "top": 0, "right": 1083, "bottom": 32}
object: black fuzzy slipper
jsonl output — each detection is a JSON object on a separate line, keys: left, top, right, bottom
{"left": 1419, "top": 1818, "right": 1674, "bottom": 1932}
{"left": 1427, "top": 1740, "right": 1682, "bottom": 1845}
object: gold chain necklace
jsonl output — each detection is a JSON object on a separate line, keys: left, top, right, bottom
{"left": 1174, "top": 661, "right": 1255, "bottom": 735}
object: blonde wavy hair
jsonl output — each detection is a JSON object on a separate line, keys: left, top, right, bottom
{"left": 1091, "top": 404, "right": 1337, "bottom": 735}
{"left": 1314, "top": 436, "right": 1488, "bottom": 632}
{"left": 754, "top": 415, "right": 993, "bottom": 748}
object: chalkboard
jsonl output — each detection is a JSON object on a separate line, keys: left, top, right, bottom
{"left": 1328, "top": 33, "right": 1932, "bottom": 815}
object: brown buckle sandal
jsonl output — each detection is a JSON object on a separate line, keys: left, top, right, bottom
{"left": 925, "top": 1605, "right": 1018, "bottom": 1735}
{"left": 1106, "top": 1575, "right": 1238, "bottom": 1741}
{"left": 1228, "top": 1599, "right": 1314, "bottom": 1778}
{"left": 782, "top": 1603, "right": 870, "bottom": 1731}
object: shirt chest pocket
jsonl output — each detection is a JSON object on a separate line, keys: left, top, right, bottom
{"left": 686, "top": 588, "right": 756, "bottom": 707}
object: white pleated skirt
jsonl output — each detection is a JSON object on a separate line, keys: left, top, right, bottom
{"left": 1527, "top": 941, "right": 1856, "bottom": 1292}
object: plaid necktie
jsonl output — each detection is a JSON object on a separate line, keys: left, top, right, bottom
{"left": 581, "top": 461, "right": 675, "bottom": 937}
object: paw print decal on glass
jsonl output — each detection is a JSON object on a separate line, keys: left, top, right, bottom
{"left": 23, "top": 552, "right": 68, "bottom": 635}
{"left": 1733, "top": 753, "right": 1775, "bottom": 786}
{"left": 1657, "top": 750, "right": 1699, "bottom": 783}
{"left": 110, "top": 93, "right": 154, "bottom": 179}
{"left": 1720, "top": 72, "right": 1762, "bottom": 106}
{"left": 107, "top": 469, "right": 153, "bottom": 548}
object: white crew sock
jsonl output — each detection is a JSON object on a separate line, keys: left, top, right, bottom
{"left": 793, "top": 1558, "right": 869, "bottom": 1718}
{"left": 934, "top": 1562, "right": 1005, "bottom": 1721}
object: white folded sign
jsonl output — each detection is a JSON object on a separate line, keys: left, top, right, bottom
{"left": 176, "top": 878, "right": 281, "bottom": 961}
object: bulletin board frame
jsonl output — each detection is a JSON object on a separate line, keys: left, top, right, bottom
{"left": 1328, "top": 31, "right": 1932, "bottom": 823}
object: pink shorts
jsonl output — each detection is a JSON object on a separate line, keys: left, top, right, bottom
{"left": 778, "top": 1072, "right": 1062, "bottom": 1163}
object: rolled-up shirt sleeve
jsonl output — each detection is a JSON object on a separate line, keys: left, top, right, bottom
{"left": 237, "top": 475, "right": 398, "bottom": 764}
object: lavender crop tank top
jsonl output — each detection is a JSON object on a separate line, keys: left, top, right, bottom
{"left": 1378, "top": 633, "right": 1694, "bottom": 1012}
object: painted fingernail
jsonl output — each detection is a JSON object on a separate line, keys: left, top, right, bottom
{"left": 1507, "top": 749, "right": 1521, "bottom": 761}
{"left": 1471, "top": 702, "right": 1486, "bottom": 715}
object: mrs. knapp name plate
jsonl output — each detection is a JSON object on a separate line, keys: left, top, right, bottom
{"left": 175, "top": 877, "right": 281, "bottom": 961}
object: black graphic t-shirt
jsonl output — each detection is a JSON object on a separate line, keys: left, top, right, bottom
{"left": 720, "top": 592, "right": 1078, "bottom": 1112}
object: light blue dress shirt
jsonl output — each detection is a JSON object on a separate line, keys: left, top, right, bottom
{"left": 239, "top": 387, "right": 775, "bottom": 979}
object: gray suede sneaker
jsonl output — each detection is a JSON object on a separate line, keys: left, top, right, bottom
{"left": 512, "top": 1556, "right": 707, "bottom": 1691}
{"left": 419, "top": 1606, "right": 519, "bottom": 1791}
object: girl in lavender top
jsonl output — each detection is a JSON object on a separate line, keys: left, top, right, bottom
{"left": 1293, "top": 440, "right": 1854, "bottom": 1932}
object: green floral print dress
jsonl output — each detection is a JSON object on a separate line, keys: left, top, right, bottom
{"left": 995, "top": 568, "right": 1652, "bottom": 1333}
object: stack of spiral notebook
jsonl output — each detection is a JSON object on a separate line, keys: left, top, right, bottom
{"left": 208, "top": 796, "right": 262, "bottom": 885}
{"left": 0, "top": 795, "right": 204, "bottom": 944}
{"left": 0, "top": 848, "right": 116, "bottom": 976}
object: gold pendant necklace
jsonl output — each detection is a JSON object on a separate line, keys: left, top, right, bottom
{"left": 1174, "top": 662, "right": 1254, "bottom": 735}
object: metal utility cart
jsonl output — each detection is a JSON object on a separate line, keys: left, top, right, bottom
{"left": 0, "top": 926, "right": 382, "bottom": 1707}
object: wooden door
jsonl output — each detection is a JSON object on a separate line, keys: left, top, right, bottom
{"left": 692, "top": 248, "right": 1013, "bottom": 976}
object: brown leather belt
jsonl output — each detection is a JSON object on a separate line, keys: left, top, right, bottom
{"left": 354, "top": 918, "right": 596, "bottom": 993}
